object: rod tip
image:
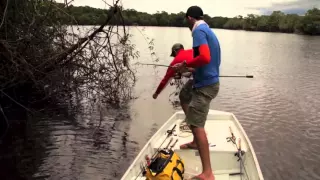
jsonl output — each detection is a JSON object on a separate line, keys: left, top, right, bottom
{"left": 246, "top": 75, "right": 254, "bottom": 78}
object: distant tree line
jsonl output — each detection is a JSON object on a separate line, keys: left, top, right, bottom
{"left": 58, "top": 3, "right": 320, "bottom": 35}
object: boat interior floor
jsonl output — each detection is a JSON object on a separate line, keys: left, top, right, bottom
{"left": 149, "top": 118, "right": 250, "bottom": 180}
{"left": 153, "top": 118, "right": 248, "bottom": 152}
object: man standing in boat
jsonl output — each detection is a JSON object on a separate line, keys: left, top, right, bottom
{"left": 172, "top": 6, "right": 221, "bottom": 180}
{"left": 153, "top": 43, "right": 194, "bottom": 119}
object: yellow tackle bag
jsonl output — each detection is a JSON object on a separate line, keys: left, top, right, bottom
{"left": 145, "top": 149, "right": 185, "bottom": 180}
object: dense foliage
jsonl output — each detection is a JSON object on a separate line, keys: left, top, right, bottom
{"left": 61, "top": 5, "right": 320, "bottom": 35}
{"left": 0, "top": 0, "right": 146, "bottom": 121}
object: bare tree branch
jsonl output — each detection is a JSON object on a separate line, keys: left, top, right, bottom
{"left": 0, "top": 0, "right": 158, "bottom": 112}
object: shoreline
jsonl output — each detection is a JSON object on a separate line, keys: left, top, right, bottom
{"left": 61, "top": 24, "right": 317, "bottom": 36}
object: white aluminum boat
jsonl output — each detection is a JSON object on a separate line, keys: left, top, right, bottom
{"left": 121, "top": 109, "right": 264, "bottom": 180}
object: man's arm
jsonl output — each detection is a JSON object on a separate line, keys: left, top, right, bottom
{"left": 185, "top": 30, "right": 211, "bottom": 67}
{"left": 154, "top": 67, "right": 175, "bottom": 96}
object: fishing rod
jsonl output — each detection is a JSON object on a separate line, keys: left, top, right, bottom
{"left": 137, "top": 63, "right": 172, "bottom": 68}
{"left": 220, "top": 75, "right": 254, "bottom": 78}
{"left": 138, "top": 63, "right": 254, "bottom": 78}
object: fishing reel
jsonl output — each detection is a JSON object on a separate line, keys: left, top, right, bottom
{"left": 226, "top": 136, "right": 236, "bottom": 143}
{"left": 235, "top": 150, "right": 246, "bottom": 161}
{"left": 174, "top": 72, "right": 182, "bottom": 79}
{"left": 173, "top": 66, "right": 194, "bottom": 80}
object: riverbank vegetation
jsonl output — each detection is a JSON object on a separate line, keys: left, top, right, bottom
{"left": 61, "top": 5, "right": 320, "bottom": 35}
{"left": 0, "top": 0, "right": 159, "bottom": 141}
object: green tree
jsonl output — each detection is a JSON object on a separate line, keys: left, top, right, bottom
{"left": 256, "top": 16, "right": 270, "bottom": 31}
{"left": 279, "top": 14, "right": 300, "bottom": 33}
{"left": 267, "top": 11, "right": 285, "bottom": 32}
{"left": 243, "top": 14, "right": 259, "bottom": 30}
{"left": 223, "top": 16, "right": 243, "bottom": 29}
{"left": 300, "top": 8, "right": 320, "bottom": 35}
{"left": 52, "top": 3, "right": 320, "bottom": 36}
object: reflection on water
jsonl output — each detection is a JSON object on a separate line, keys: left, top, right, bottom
{"left": 1, "top": 27, "right": 320, "bottom": 180}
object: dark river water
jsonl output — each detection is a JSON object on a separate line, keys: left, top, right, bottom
{"left": 1, "top": 27, "right": 320, "bottom": 180}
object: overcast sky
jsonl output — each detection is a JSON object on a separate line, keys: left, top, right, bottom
{"left": 57, "top": 0, "right": 320, "bottom": 17}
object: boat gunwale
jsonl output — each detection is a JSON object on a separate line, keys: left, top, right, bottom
{"left": 228, "top": 110, "right": 264, "bottom": 180}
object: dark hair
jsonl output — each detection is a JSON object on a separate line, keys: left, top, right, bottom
{"left": 194, "top": 16, "right": 204, "bottom": 20}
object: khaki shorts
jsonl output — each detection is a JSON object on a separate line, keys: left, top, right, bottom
{"left": 186, "top": 82, "right": 220, "bottom": 128}
{"left": 179, "top": 79, "right": 193, "bottom": 105}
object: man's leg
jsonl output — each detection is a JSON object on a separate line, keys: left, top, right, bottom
{"left": 191, "top": 125, "right": 212, "bottom": 177}
{"left": 179, "top": 80, "right": 192, "bottom": 114}
{"left": 179, "top": 79, "right": 193, "bottom": 131}
{"left": 185, "top": 82, "right": 220, "bottom": 179}
{"left": 181, "top": 103, "right": 189, "bottom": 115}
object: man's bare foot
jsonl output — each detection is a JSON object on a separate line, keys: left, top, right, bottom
{"left": 180, "top": 141, "right": 197, "bottom": 149}
{"left": 189, "top": 173, "right": 215, "bottom": 180}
